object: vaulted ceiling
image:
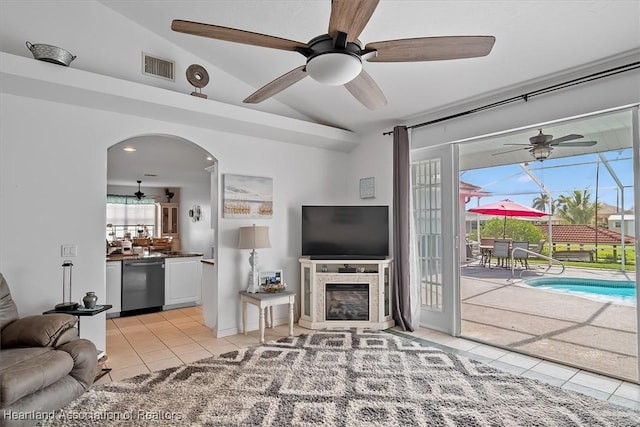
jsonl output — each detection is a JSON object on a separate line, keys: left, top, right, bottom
{"left": 99, "top": 0, "right": 640, "bottom": 133}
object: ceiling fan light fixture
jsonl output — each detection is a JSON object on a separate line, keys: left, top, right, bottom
{"left": 531, "top": 146, "right": 552, "bottom": 161}
{"left": 306, "top": 53, "right": 362, "bottom": 86}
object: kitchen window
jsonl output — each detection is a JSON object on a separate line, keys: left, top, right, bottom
{"left": 106, "top": 196, "right": 157, "bottom": 240}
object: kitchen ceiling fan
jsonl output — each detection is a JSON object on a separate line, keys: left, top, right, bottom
{"left": 171, "top": 0, "right": 495, "bottom": 109}
{"left": 494, "top": 129, "right": 597, "bottom": 161}
{"left": 134, "top": 180, "right": 145, "bottom": 200}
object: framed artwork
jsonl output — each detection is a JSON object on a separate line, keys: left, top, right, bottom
{"left": 223, "top": 174, "right": 273, "bottom": 218}
{"left": 359, "top": 177, "right": 375, "bottom": 199}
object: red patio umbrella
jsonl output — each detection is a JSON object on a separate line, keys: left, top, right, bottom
{"left": 468, "top": 199, "right": 548, "bottom": 238}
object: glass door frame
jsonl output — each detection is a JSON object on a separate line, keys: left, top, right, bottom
{"left": 412, "top": 143, "right": 461, "bottom": 335}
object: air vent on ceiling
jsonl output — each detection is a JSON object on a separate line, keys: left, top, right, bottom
{"left": 142, "top": 52, "right": 174, "bottom": 81}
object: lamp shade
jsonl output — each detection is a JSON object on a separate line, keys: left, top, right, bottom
{"left": 237, "top": 225, "right": 271, "bottom": 249}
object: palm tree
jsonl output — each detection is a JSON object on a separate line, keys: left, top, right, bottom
{"left": 532, "top": 193, "right": 555, "bottom": 213}
{"left": 556, "top": 189, "right": 599, "bottom": 224}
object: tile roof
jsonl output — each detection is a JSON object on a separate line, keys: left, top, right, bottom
{"left": 536, "top": 224, "right": 635, "bottom": 244}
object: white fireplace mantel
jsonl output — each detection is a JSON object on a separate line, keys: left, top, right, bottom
{"left": 298, "top": 258, "right": 394, "bottom": 329}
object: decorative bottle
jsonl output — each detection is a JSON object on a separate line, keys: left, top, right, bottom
{"left": 83, "top": 292, "right": 98, "bottom": 309}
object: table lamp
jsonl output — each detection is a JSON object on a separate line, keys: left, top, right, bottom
{"left": 55, "top": 260, "right": 79, "bottom": 310}
{"left": 237, "top": 225, "right": 271, "bottom": 293}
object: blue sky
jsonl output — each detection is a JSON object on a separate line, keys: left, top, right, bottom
{"left": 460, "top": 148, "right": 635, "bottom": 211}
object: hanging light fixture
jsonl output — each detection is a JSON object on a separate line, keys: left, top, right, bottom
{"left": 305, "top": 34, "right": 363, "bottom": 86}
{"left": 531, "top": 146, "right": 552, "bottom": 161}
{"left": 306, "top": 53, "right": 362, "bottom": 85}
{"left": 134, "top": 180, "right": 145, "bottom": 200}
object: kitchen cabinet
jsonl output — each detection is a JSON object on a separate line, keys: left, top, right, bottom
{"left": 164, "top": 256, "right": 202, "bottom": 307}
{"left": 106, "top": 260, "right": 122, "bottom": 317}
{"left": 157, "top": 203, "right": 179, "bottom": 237}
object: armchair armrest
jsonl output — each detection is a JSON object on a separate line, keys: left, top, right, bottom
{"left": 1, "top": 314, "right": 77, "bottom": 348}
{"left": 57, "top": 339, "right": 98, "bottom": 389}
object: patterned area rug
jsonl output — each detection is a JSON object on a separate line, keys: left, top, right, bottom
{"left": 43, "top": 329, "right": 639, "bottom": 426}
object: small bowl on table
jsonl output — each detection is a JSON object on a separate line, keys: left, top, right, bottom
{"left": 260, "top": 282, "right": 286, "bottom": 293}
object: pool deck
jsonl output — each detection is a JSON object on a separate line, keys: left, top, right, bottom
{"left": 460, "top": 261, "right": 638, "bottom": 382}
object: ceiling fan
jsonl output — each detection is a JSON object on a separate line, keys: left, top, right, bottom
{"left": 495, "top": 129, "right": 597, "bottom": 161}
{"left": 171, "top": 0, "right": 495, "bottom": 110}
{"left": 134, "top": 180, "right": 145, "bottom": 200}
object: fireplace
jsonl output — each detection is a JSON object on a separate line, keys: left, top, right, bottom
{"left": 325, "top": 283, "right": 369, "bottom": 321}
{"left": 298, "top": 258, "right": 393, "bottom": 329}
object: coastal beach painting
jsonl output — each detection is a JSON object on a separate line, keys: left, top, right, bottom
{"left": 223, "top": 174, "right": 273, "bottom": 218}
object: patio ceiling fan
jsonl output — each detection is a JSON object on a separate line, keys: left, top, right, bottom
{"left": 494, "top": 129, "right": 597, "bottom": 161}
{"left": 171, "top": 0, "right": 495, "bottom": 109}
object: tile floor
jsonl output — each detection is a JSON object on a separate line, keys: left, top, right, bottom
{"left": 101, "top": 307, "right": 640, "bottom": 412}
{"left": 391, "top": 325, "right": 640, "bottom": 412}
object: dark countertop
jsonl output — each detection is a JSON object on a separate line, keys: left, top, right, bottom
{"left": 107, "top": 252, "right": 203, "bottom": 262}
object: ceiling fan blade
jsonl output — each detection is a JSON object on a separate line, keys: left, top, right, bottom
{"left": 555, "top": 140, "right": 598, "bottom": 147}
{"left": 503, "top": 143, "right": 531, "bottom": 146}
{"left": 492, "top": 147, "right": 527, "bottom": 156}
{"left": 243, "top": 66, "right": 308, "bottom": 104}
{"left": 548, "top": 134, "right": 583, "bottom": 145}
{"left": 328, "top": 0, "right": 380, "bottom": 42}
{"left": 172, "top": 20, "right": 308, "bottom": 52}
{"left": 344, "top": 69, "right": 387, "bottom": 110}
{"left": 365, "top": 36, "right": 495, "bottom": 62}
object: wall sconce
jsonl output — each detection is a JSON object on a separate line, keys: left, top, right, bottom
{"left": 188, "top": 205, "right": 202, "bottom": 222}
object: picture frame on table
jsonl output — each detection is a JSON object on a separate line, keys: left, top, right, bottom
{"left": 258, "top": 270, "right": 284, "bottom": 292}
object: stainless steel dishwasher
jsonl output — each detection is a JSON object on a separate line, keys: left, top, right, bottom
{"left": 121, "top": 258, "right": 165, "bottom": 313}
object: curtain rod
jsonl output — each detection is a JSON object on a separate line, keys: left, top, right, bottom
{"left": 382, "top": 61, "right": 640, "bottom": 136}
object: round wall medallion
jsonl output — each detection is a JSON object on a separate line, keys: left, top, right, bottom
{"left": 186, "top": 64, "right": 209, "bottom": 88}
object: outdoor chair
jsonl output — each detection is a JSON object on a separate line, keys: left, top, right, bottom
{"left": 492, "top": 240, "right": 511, "bottom": 268}
{"left": 529, "top": 239, "right": 546, "bottom": 259}
{"left": 479, "top": 238, "right": 494, "bottom": 267}
{"left": 512, "top": 241, "right": 529, "bottom": 269}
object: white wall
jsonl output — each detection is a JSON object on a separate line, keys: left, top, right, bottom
{"left": 0, "top": 0, "right": 308, "bottom": 122}
{"left": 0, "top": 93, "right": 350, "bottom": 348}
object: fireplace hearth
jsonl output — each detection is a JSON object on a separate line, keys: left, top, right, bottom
{"left": 326, "top": 283, "right": 369, "bottom": 321}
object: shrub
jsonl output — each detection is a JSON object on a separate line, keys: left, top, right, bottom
{"left": 480, "top": 218, "right": 545, "bottom": 243}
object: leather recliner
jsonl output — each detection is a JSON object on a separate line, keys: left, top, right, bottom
{"left": 0, "top": 273, "right": 97, "bottom": 427}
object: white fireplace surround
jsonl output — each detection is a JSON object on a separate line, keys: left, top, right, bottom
{"left": 298, "top": 258, "right": 394, "bottom": 329}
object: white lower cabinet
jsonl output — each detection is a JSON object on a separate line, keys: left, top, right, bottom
{"left": 106, "top": 260, "right": 122, "bottom": 315}
{"left": 164, "top": 256, "right": 202, "bottom": 306}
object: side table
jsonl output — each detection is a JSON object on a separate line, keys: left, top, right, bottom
{"left": 43, "top": 304, "right": 113, "bottom": 381}
{"left": 239, "top": 291, "right": 295, "bottom": 343}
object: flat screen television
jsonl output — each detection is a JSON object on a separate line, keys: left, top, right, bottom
{"left": 301, "top": 205, "right": 389, "bottom": 260}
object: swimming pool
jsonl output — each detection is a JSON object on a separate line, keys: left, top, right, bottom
{"left": 524, "top": 277, "right": 636, "bottom": 304}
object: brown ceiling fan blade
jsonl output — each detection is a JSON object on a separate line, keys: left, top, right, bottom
{"left": 365, "top": 36, "right": 495, "bottom": 62}
{"left": 555, "top": 140, "right": 597, "bottom": 147}
{"left": 172, "top": 20, "right": 308, "bottom": 52}
{"left": 548, "top": 134, "right": 583, "bottom": 145}
{"left": 493, "top": 147, "right": 527, "bottom": 156}
{"left": 243, "top": 66, "right": 308, "bottom": 104}
{"left": 328, "top": 0, "right": 380, "bottom": 42}
{"left": 344, "top": 69, "right": 387, "bottom": 110}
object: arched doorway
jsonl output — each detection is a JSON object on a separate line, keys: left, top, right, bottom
{"left": 106, "top": 134, "right": 218, "bottom": 319}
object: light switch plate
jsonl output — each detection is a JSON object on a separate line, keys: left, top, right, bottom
{"left": 61, "top": 244, "right": 77, "bottom": 257}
